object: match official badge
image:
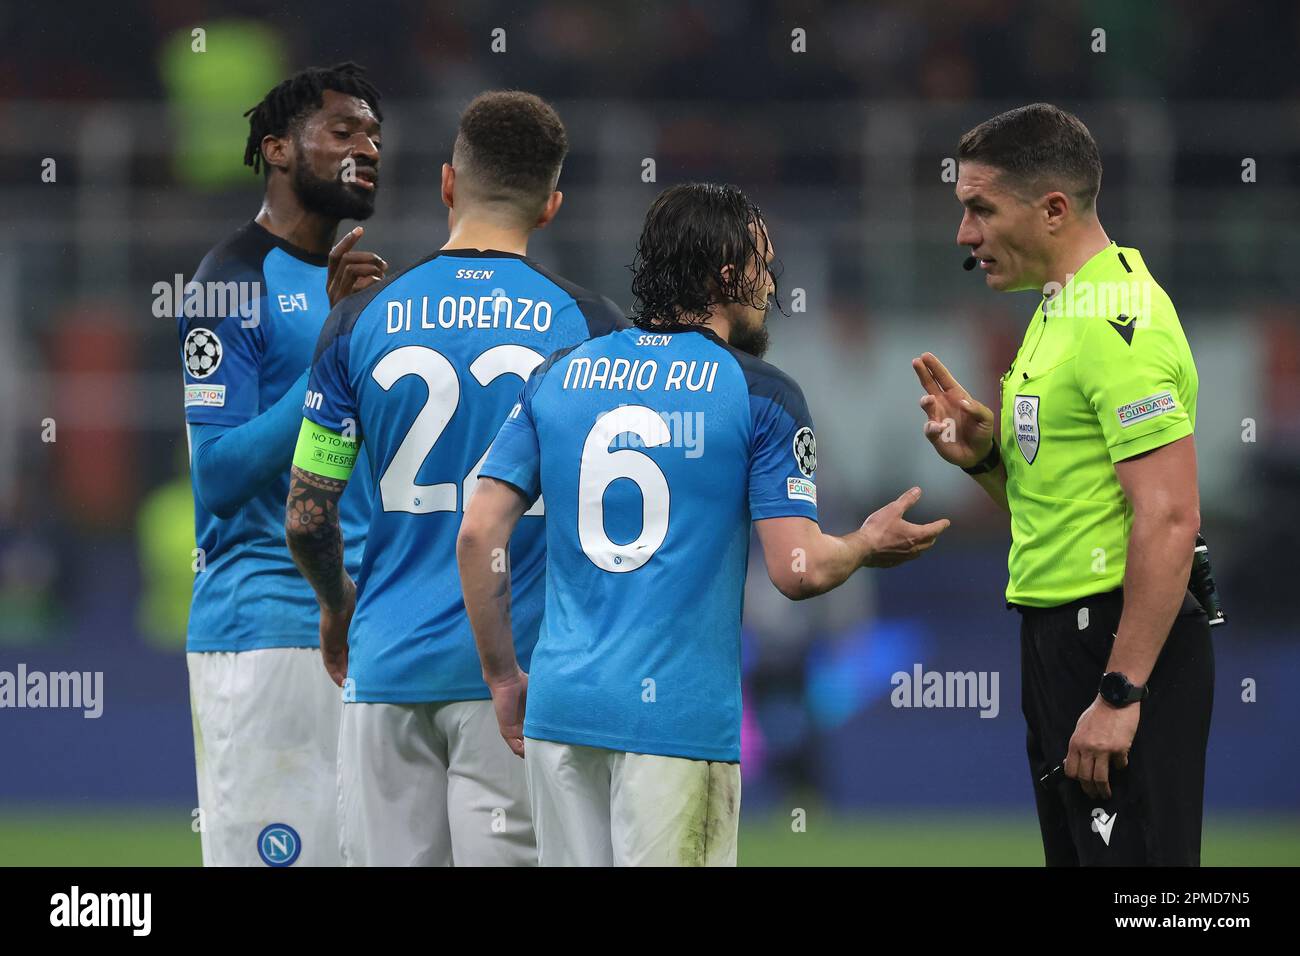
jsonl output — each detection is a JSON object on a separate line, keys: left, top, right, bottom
{"left": 257, "top": 823, "right": 302, "bottom": 867}
{"left": 793, "top": 427, "right": 817, "bottom": 477}
{"left": 183, "top": 327, "right": 223, "bottom": 379}
{"left": 1013, "top": 394, "right": 1040, "bottom": 464}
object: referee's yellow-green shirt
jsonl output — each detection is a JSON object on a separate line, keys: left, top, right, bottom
{"left": 1000, "top": 243, "right": 1198, "bottom": 607}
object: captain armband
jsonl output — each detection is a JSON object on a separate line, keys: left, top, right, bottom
{"left": 293, "top": 418, "right": 359, "bottom": 480}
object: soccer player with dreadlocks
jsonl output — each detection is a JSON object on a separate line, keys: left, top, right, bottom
{"left": 458, "top": 183, "right": 949, "bottom": 865}
{"left": 178, "top": 62, "right": 386, "bottom": 866}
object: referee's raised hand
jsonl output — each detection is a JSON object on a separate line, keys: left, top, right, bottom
{"left": 912, "top": 352, "right": 995, "bottom": 469}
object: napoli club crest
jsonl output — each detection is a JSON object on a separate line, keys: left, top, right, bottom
{"left": 257, "top": 823, "right": 302, "bottom": 866}
{"left": 1014, "top": 395, "right": 1040, "bottom": 464}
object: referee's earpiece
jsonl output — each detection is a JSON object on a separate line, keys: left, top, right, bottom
{"left": 963, "top": 255, "right": 977, "bottom": 271}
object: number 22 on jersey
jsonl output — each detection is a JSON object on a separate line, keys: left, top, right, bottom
{"left": 371, "top": 344, "right": 546, "bottom": 515}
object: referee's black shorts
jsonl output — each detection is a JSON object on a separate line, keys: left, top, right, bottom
{"left": 1017, "top": 588, "right": 1214, "bottom": 866}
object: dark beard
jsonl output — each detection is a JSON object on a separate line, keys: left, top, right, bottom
{"left": 292, "top": 161, "right": 376, "bottom": 222}
{"left": 729, "top": 316, "right": 770, "bottom": 359}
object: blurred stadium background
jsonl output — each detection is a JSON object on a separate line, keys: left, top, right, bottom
{"left": 1, "top": 0, "right": 1298, "bottom": 865}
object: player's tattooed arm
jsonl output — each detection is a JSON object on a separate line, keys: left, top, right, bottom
{"left": 285, "top": 466, "right": 351, "bottom": 612}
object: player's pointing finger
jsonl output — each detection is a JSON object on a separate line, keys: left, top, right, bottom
{"left": 329, "top": 226, "right": 363, "bottom": 265}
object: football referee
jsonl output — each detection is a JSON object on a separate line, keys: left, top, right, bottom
{"left": 913, "top": 104, "right": 1214, "bottom": 866}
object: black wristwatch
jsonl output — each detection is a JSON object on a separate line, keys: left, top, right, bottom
{"left": 962, "top": 440, "right": 1001, "bottom": 475}
{"left": 1098, "top": 671, "right": 1149, "bottom": 708}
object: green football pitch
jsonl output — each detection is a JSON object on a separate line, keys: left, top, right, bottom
{"left": 1, "top": 808, "right": 1297, "bottom": 866}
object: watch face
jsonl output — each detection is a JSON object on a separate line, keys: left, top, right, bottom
{"left": 1100, "top": 672, "right": 1130, "bottom": 706}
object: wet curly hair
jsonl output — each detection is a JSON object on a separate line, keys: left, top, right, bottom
{"left": 629, "top": 182, "right": 783, "bottom": 331}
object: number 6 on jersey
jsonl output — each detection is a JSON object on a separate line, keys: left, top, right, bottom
{"left": 578, "top": 405, "right": 671, "bottom": 572}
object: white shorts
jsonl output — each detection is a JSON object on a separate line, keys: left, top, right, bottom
{"left": 337, "top": 699, "right": 536, "bottom": 866}
{"left": 187, "top": 647, "right": 343, "bottom": 867}
{"left": 524, "top": 737, "right": 741, "bottom": 867}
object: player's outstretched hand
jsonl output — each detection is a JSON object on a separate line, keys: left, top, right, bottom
{"left": 489, "top": 669, "right": 529, "bottom": 758}
{"left": 912, "top": 351, "right": 995, "bottom": 469}
{"left": 861, "top": 486, "right": 950, "bottom": 568}
{"left": 327, "top": 226, "right": 388, "bottom": 307}
{"left": 318, "top": 574, "right": 356, "bottom": 687}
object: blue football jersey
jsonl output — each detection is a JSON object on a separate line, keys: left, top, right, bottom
{"left": 303, "top": 249, "right": 625, "bottom": 703}
{"left": 180, "top": 220, "right": 372, "bottom": 652}
{"left": 480, "top": 326, "right": 819, "bottom": 762}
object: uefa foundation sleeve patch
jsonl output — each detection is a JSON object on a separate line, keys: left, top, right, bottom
{"left": 184, "top": 384, "right": 226, "bottom": 408}
{"left": 1115, "top": 391, "right": 1177, "bottom": 428}
{"left": 787, "top": 476, "right": 816, "bottom": 504}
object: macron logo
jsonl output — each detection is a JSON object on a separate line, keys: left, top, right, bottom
{"left": 1091, "top": 808, "right": 1118, "bottom": 846}
{"left": 50, "top": 886, "right": 151, "bottom": 936}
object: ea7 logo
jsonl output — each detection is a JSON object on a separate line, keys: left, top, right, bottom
{"left": 278, "top": 292, "right": 309, "bottom": 312}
